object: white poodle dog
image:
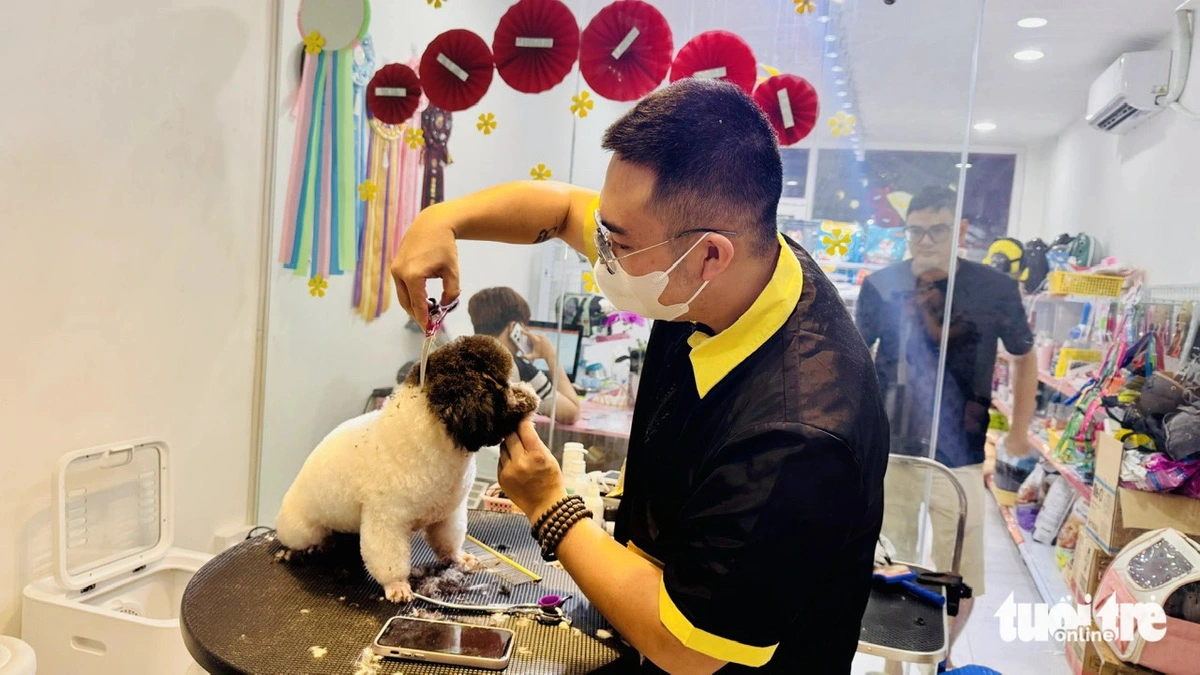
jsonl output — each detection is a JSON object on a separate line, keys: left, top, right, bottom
{"left": 276, "top": 335, "right": 540, "bottom": 602}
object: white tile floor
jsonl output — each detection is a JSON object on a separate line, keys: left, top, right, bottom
{"left": 851, "top": 491, "right": 1075, "bottom": 675}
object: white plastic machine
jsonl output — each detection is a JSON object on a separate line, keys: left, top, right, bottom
{"left": 22, "top": 439, "right": 211, "bottom": 675}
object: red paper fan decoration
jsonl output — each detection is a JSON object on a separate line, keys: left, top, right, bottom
{"left": 579, "top": 0, "right": 674, "bottom": 102}
{"left": 669, "top": 30, "right": 757, "bottom": 95}
{"left": 753, "top": 74, "right": 819, "bottom": 146}
{"left": 493, "top": 0, "right": 581, "bottom": 94}
{"left": 366, "top": 64, "right": 422, "bottom": 124}
{"left": 420, "top": 29, "right": 495, "bottom": 112}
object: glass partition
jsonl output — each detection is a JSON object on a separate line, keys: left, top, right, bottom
{"left": 247, "top": 0, "right": 1161, "bottom": 671}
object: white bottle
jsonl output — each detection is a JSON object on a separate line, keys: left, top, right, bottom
{"left": 562, "top": 442, "right": 587, "bottom": 495}
{"left": 583, "top": 476, "right": 605, "bottom": 527}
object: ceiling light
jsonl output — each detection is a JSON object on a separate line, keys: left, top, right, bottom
{"left": 818, "top": 15, "right": 830, "bottom": 23}
{"left": 785, "top": 180, "right": 799, "bottom": 187}
{"left": 831, "top": 65, "right": 844, "bottom": 73}
{"left": 837, "top": 91, "right": 848, "bottom": 97}
{"left": 835, "top": 78, "right": 846, "bottom": 85}
{"left": 973, "top": 121, "right": 997, "bottom": 131}
{"left": 842, "top": 102, "right": 853, "bottom": 109}
{"left": 1017, "top": 17, "right": 1048, "bottom": 28}
{"left": 955, "top": 163, "right": 972, "bottom": 169}
{"left": 825, "top": 35, "right": 837, "bottom": 42}
{"left": 1014, "top": 49, "right": 1045, "bottom": 61}
{"left": 826, "top": 52, "right": 839, "bottom": 58}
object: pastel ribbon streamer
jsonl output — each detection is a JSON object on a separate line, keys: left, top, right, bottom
{"left": 280, "top": 47, "right": 361, "bottom": 280}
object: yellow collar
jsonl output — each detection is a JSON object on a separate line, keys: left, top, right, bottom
{"left": 686, "top": 235, "right": 803, "bottom": 398}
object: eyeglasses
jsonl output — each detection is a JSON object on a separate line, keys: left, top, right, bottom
{"left": 593, "top": 209, "right": 739, "bottom": 275}
{"left": 904, "top": 224, "right": 953, "bottom": 244}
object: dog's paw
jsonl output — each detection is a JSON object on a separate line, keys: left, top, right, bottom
{"left": 454, "top": 552, "right": 482, "bottom": 572}
{"left": 384, "top": 581, "right": 414, "bottom": 603}
{"left": 274, "top": 549, "right": 294, "bottom": 562}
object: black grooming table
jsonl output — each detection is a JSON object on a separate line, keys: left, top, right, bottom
{"left": 182, "top": 512, "right": 632, "bottom": 674}
{"left": 857, "top": 566, "right": 947, "bottom": 665}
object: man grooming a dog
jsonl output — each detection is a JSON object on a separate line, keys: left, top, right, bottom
{"left": 391, "top": 80, "right": 888, "bottom": 674}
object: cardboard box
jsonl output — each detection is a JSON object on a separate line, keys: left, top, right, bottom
{"left": 1066, "top": 624, "right": 1157, "bottom": 675}
{"left": 1085, "top": 433, "right": 1200, "bottom": 552}
{"left": 1071, "top": 530, "right": 1115, "bottom": 603}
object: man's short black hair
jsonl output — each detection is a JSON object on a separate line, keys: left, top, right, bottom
{"left": 907, "top": 187, "right": 959, "bottom": 218}
{"left": 601, "top": 79, "right": 782, "bottom": 256}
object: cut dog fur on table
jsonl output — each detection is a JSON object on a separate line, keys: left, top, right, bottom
{"left": 276, "top": 335, "right": 540, "bottom": 602}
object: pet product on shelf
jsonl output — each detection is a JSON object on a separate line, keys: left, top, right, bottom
{"left": 1094, "top": 528, "right": 1200, "bottom": 674}
{"left": 22, "top": 440, "right": 212, "bottom": 674}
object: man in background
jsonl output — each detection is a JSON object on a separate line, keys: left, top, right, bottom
{"left": 856, "top": 186, "right": 1039, "bottom": 666}
{"left": 468, "top": 286, "right": 581, "bottom": 425}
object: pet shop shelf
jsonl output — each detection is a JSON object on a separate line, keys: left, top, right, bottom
{"left": 991, "top": 400, "right": 1093, "bottom": 503}
{"left": 988, "top": 477, "right": 1073, "bottom": 607}
{"left": 997, "top": 350, "right": 1081, "bottom": 397}
{"left": 1047, "top": 271, "right": 1124, "bottom": 298}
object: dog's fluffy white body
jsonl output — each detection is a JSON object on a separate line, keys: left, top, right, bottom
{"left": 275, "top": 335, "right": 540, "bottom": 603}
{"left": 277, "top": 386, "right": 475, "bottom": 601}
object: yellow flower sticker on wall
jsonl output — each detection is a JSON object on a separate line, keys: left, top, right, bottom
{"left": 427, "top": 0, "right": 446, "bottom": 7}
{"left": 530, "top": 163, "right": 552, "bottom": 181}
{"left": 308, "top": 276, "right": 328, "bottom": 298}
{"left": 582, "top": 271, "right": 599, "bottom": 294}
{"left": 405, "top": 128, "right": 425, "bottom": 149}
{"left": 303, "top": 31, "right": 326, "bottom": 55}
{"left": 571, "top": 91, "right": 595, "bottom": 118}
{"left": 821, "top": 229, "right": 851, "bottom": 257}
{"left": 476, "top": 112, "right": 497, "bottom": 135}
{"left": 756, "top": 63, "right": 781, "bottom": 86}
{"left": 793, "top": 0, "right": 816, "bottom": 15}
{"left": 358, "top": 180, "right": 378, "bottom": 202}
{"left": 829, "top": 111, "right": 857, "bottom": 138}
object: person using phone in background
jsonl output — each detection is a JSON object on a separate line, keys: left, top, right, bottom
{"left": 855, "top": 186, "right": 1038, "bottom": 668}
{"left": 467, "top": 286, "right": 581, "bottom": 426}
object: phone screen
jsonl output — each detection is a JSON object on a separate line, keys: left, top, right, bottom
{"left": 376, "top": 618, "right": 512, "bottom": 659}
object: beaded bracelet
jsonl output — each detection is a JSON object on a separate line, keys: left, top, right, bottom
{"left": 540, "top": 508, "right": 590, "bottom": 562}
{"left": 531, "top": 495, "right": 575, "bottom": 539}
{"left": 534, "top": 497, "right": 592, "bottom": 561}
{"left": 542, "top": 500, "right": 586, "bottom": 540}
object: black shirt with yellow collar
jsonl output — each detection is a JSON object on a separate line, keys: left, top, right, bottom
{"left": 599, "top": 233, "right": 889, "bottom": 673}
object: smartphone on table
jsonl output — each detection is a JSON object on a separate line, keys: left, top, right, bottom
{"left": 509, "top": 323, "right": 534, "bottom": 356}
{"left": 372, "top": 616, "right": 515, "bottom": 670}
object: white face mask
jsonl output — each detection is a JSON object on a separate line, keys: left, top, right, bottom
{"left": 592, "top": 233, "right": 711, "bottom": 321}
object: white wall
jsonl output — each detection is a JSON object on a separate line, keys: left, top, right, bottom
{"left": 256, "top": 0, "right": 588, "bottom": 523}
{"left": 1014, "top": 34, "right": 1200, "bottom": 285}
{"left": 0, "top": 0, "right": 274, "bottom": 636}
{"left": 1016, "top": 108, "right": 1200, "bottom": 285}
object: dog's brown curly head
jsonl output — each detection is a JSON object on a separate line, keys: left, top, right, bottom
{"left": 406, "top": 335, "right": 540, "bottom": 451}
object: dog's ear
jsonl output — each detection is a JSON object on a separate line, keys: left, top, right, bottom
{"left": 421, "top": 336, "right": 519, "bottom": 451}
{"left": 496, "top": 383, "right": 540, "bottom": 438}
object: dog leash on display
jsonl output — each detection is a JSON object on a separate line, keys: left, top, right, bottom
{"left": 419, "top": 298, "right": 458, "bottom": 387}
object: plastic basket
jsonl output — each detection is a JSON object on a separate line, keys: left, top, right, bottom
{"left": 1055, "top": 348, "right": 1103, "bottom": 378}
{"left": 1047, "top": 271, "right": 1123, "bottom": 298}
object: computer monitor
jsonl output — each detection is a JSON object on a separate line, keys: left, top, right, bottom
{"left": 527, "top": 320, "right": 583, "bottom": 382}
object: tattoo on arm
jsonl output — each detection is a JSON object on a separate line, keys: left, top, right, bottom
{"left": 533, "top": 225, "right": 562, "bottom": 244}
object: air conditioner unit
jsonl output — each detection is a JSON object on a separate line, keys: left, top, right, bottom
{"left": 1085, "top": 50, "right": 1172, "bottom": 133}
